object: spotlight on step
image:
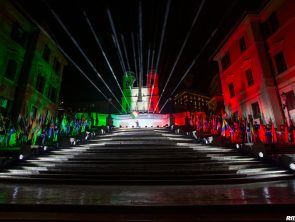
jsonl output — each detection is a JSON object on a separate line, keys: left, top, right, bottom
{"left": 236, "top": 144, "right": 240, "bottom": 149}
{"left": 280, "top": 154, "right": 295, "bottom": 171}
{"left": 19, "top": 154, "right": 24, "bottom": 160}
{"left": 70, "top": 138, "right": 75, "bottom": 145}
{"left": 44, "top": 146, "right": 48, "bottom": 151}
{"left": 202, "top": 138, "right": 208, "bottom": 144}
{"left": 207, "top": 136, "right": 213, "bottom": 144}
{"left": 289, "top": 163, "right": 295, "bottom": 171}
{"left": 251, "top": 143, "right": 270, "bottom": 159}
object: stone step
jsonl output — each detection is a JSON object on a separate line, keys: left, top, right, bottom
{"left": 74, "top": 153, "right": 209, "bottom": 158}
{"left": 40, "top": 168, "right": 238, "bottom": 174}
{"left": 9, "top": 172, "right": 246, "bottom": 180}
{"left": 98, "top": 141, "right": 176, "bottom": 146}
{"left": 1, "top": 173, "right": 293, "bottom": 186}
{"left": 91, "top": 136, "right": 191, "bottom": 141}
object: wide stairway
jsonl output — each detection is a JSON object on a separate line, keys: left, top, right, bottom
{"left": 0, "top": 128, "right": 293, "bottom": 184}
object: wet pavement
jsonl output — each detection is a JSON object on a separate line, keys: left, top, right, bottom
{"left": 0, "top": 179, "right": 294, "bottom": 206}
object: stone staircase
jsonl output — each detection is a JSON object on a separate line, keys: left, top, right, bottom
{"left": 0, "top": 128, "right": 293, "bottom": 185}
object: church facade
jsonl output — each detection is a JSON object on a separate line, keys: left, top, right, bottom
{"left": 121, "top": 70, "right": 159, "bottom": 113}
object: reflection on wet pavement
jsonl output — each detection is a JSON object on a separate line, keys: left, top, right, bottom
{"left": 1, "top": 180, "right": 295, "bottom": 206}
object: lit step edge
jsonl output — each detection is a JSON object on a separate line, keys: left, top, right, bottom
{"left": 167, "top": 137, "right": 194, "bottom": 141}
{"left": 21, "top": 166, "right": 48, "bottom": 171}
{"left": 237, "top": 169, "right": 288, "bottom": 175}
{"left": 207, "top": 154, "right": 250, "bottom": 157}
{"left": 161, "top": 134, "right": 185, "bottom": 137}
{"left": 7, "top": 169, "right": 40, "bottom": 175}
{"left": 51, "top": 149, "right": 89, "bottom": 154}
{"left": 193, "top": 148, "right": 232, "bottom": 152}
{"left": 209, "top": 156, "right": 256, "bottom": 161}
{"left": 229, "top": 165, "right": 268, "bottom": 170}
{"left": 24, "top": 161, "right": 56, "bottom": 167}
{"left": 35, "top": 157, "right": 70, "bottom": 161}
{"left": 89, "top": 143, "right": 105, "bottom": 146}
{"left": 246, "top": 173, "right": 293, "bottom": 179}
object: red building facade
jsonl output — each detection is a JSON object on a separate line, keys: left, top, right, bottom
{"left": 212, "top": 0, "right": 295, "bottom": 127}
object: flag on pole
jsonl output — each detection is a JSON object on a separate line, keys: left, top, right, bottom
{"left": 271, "top": 123, "right": 277, "bottom": 143}
{"left": 221, "top": 119, "right": 232, "bottom": 137}
{"left": 285, "top": 125, "right": 289, "bottom": 143}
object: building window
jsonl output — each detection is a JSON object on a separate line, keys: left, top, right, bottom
{"left": 221, "top": 51, "right": 231, "bottom": 71}
{"left": 228, "top": 82, "right": 235, "bottom": 98}
{"left": 42, "top": 45, "right": 50, "bottom": 62}
{"left": 274, "top": 51, "right": 287, "bottom": 74}
{"left": 48, "top": 86, "right": 57, "bottom": 103}
{"left": 53, "top": 57, "right": 60, "bottom": 74}
{"left": 251, "top": 102, "right": 261, "bottom": 119}
{"left": 4, "top": 59, "right": 17, "bottom": 81}
{"left": 261, "top": 12, "right": 279, "bottom": 38}
{"left": 0, "top": 97, "right": 8, "bottom": 109}
{"left": 10, "top": 23, "right": 27, "bottom": 47}
{"left": 36, "top": 74, "right": 45, "bottom": 94}
{"left": 285, "top": 90, "right": 295, "bottom": 111}
{"left": 0, "top": 97, "right": 13, "bottom": 116}
{"left": 245, "top": 68, "right": 254, "bottom": 87}
{"left": 239, "top": 37, "right": 247, "bottom": 53}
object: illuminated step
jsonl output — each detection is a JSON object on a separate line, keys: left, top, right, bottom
{"left": 35, "top": 156, "right": 71, "bottom": 161}
{"left": 88, "top": 143, "right": 106, "bottom": 146}
{"left": 205, "top": 153, "right": 249, "bottom": 158}
{"left": 92, "top": 137, "right": 169, "bottom": 141}
{"left": 50, "top": 148, "right": 89, "bottom": 154}
{"left": 21, "top": 166, "right": 48, "bottom": 171}
{"left": 193, "top": 148, "right": 233, "bottom": 153}
{"left": 246, "top": 173, "right": 293, "bottom": 179}
{"left": 160, "top": 133, "right": 185, "bottom": 137}
{"left": 237, "top": 168, "right": 288, "bottom": 175}
{"left": 228, "top": 164, "right": 268, "bottom": 170}
{"left": 6, "top": 169, "right": 40, "bottom": 175}
{"left": 91, "top": 138, "right": 115, "bottom": 141}
{"left": 176, "top": 143, "right": 206, "bottom": 147}
{"left": 167, "top": 137, "right": 195, "bottom": 141}
{"left": 208, "top": 155, "right": 257, "bottom": 161}
{"left": 23, "top": 161, "right": 56, "bottom": 167}
{"left": 94, "top": 141, "right": 174, "bottom": 145}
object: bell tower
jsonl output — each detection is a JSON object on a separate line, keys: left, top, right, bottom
{"left": 147, "top": 70, "right": 159, "bottom": 113}
{"left": 121, "top": 71, "right": 135, "bottom": 113}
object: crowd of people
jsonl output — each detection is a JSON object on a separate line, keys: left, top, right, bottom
{"left": 1, "top": 110, "right": 295, "bottom": 149}
{"left": 0, "top": 112, "right": 94, "bottom": 148}
{"left": 189, "top": 113, "right": 295, "bottom": 145}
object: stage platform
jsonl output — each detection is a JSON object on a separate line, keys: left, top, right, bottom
{"left": 112, "top": 113, "right": 169, "bottom": 128}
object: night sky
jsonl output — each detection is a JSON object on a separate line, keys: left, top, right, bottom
{"left": 14, "top": 0, "right": 266, "bottom": 111}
